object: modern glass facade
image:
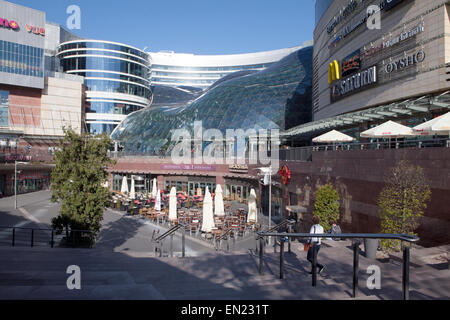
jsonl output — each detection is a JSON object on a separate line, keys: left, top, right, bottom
{"left": 0, "top": 40, "right": 44, "bottom": 78}
{"left": 57, "top": 40, "right": 152, "bottom": 135}
{"left": 0, "top": 90, "right": 9, "bottom": 127}
{"left": 111, "top": 46, "right": 313, "bottom": 154}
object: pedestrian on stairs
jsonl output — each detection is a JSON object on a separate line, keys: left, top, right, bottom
{"left": 307, "top": 216, "right": 325, "bottom": 275}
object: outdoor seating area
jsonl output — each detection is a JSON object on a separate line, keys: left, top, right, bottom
{"left": 110, "top": 182, "right": 260, "bottom": 245}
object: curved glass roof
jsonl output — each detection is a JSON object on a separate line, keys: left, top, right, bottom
{"left": 111, "top": 46, "right": 313, "bottom": 154}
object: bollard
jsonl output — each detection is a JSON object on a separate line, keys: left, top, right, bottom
{"left": 12, "top": 228, "right": 15, "bottom": 247}
{"left": 51, "top": 230, "right": 54, "bottom": 248}
{"left": 182, "top": 230, "right": 186, "bottom": 258}
{"left": 288, "top": 225, "right": 292, "bottom": 253}
{"left": 312, "top": 242, "right": 318, "bottom": 287}
{"left": 403, "top": 245, "right": 410, "bottom": 301}
{"left": 170, "top": 234, "right": 174, "bottom": 258}
{"left": 353, "top": 242, "right": 360, "bottom": 298}
{"left": 259, "top": 237, "right": 264, "bottom": 275}
{"left": 280, "top": 237, "right": 285, "bottom": 279}
{"left": 31, "top": 229, "right": 34, "bottom": 248}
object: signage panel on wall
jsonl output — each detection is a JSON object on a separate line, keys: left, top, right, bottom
{"left": 384, "top": 50, "right": 426, "bottom": 74}
{"left": 342, "top": 50, "right": 361, "bottom": 77}
{"left": 331, "top": 66, "right": 377, "bottom": 102}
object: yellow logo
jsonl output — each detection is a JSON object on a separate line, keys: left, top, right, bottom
{"left": 328, "top": 60, "right": 340, "bottom": 85}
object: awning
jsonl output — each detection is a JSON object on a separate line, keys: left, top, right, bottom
{"left": 282, "top": 92, "right": 450, "bottom": 138}
{"left": 313, "top": 130, "right": 355, "bottom": 143}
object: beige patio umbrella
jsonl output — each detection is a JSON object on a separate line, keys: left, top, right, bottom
{"left": 155, "top": 189, "right": 161, "bottom": 212}
{"left": 214, "top": 184, "right": 225, "bottom": 217}
{"left": 152, "top": 178, "right": 157, "bottom": 198}
{"left": 120, "top": 176, "right": 129, "bottom": 195}
{"left": 414, "top": 112, "right": 450, "bottom": 136}
{"left": 201, "top": 188, "right": 215, "bottom": 233}
{"left": 169, "top": 187, "right": 177, "bottom": 221}
{"left": 247, "top": 189, "right": 258, "bottom": 223}
{"left": 361, "top": 120, "right": 416, "bottom": 148}
{"left": 130, "top": 177, "right": 136, "bottom": 200}
{"left": 361, "top": 121, "right": 416, "bottom": 138}
{"left": 313, "top": 130, "right": 355, "bottom": 143}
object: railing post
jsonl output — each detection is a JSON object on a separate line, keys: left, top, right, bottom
{"left": 170, "top": 234, "right": 174, "bottom": 258}
{"left": 51, "top": 230, "right": 54, "bottom": 248}
{"left": 31, "top": 229, "right": 34, "bottom": 247}
{"left": 182, "top": 229, "right": 186, "bottom": 258}
{"left": 159, "top": 241, "right": 163, "bottom": 258}
{"left": 403, "top": 245, "right": 410, "bottom": 301}
{"left": 353, "top": 241, "right": 360, "bottom": 298}
{"left": 12, "top": 228, "right": 15, "bottom": 247}
{"left": 312, "top": 242, "right": 317, "bottom": 287}
{"left": 288, "top": 225, "right": 292, "bottom": 253}
{"left": 280, "top": 237, "right": 285, "bottom": 280}
{"left": 259, "top": 237, "right": 264, "bottom": 275}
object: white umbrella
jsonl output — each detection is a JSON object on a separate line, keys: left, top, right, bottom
{"left": 201, "top": 188, "right": 215, "bottom": 233}
{"left": 121, "top": 176, "right": 129, "bottom": 195}
{"left": 361, "top": 121, "right": 416, "bottom": 138}
{"left": 414, "top": 112, "right": 450, "bottom": 136}
{"left": 313, "top": 130, "right": 355, "bottom": 143}
{"left": 130, "top": 176, "right": 136, "bottom": 200}
{"left": 155, "top": 189, "right": 161, "bottom": 212}
{"left": 169, "top": 187, "right": 177, "bottom": 221}
{"left": 214, "top": 184, "right": 225, "bottom": 217}
{"left": 247, "top": 189, "right": 258, "bottom": 223}
{"left": 152, "top": 178, "right": 157, "bottom": 198}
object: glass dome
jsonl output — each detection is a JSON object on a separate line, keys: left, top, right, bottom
{"left": 111, "top": 46, "right": 313, "bottom": 154}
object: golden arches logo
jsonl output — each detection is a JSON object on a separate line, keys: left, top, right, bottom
{"left": 328, "top": 60, "right": 340, "bottom": 85}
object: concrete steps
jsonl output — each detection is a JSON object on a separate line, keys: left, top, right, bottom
{"left": 0, "top": 246, "right": 448, "bottom": 300}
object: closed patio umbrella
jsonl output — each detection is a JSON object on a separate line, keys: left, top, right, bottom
{"left": 121, "top": 176, "right": 129, "bottom": 195}
{"left": 247, "top": 189, "right": 258, "bottom": 223}
{"left": 152, "top": 178, "right": 157, "bottom": 198}
{"left": 169, "top": 187, "right": 177, "bottom": 221}
{"left": 214, "top": 184, "right": 225, "bottom": 217}
{"left": 155, "top": 189, "right": 161, "bottom": 212}
{"left": 130, "top": 176, "right": 136, "bottom": 200}
{"left": 201, "top": 188, "right": 215, "bottom": 233}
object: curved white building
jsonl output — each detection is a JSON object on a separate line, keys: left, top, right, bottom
{"left": 150, "top": 43, "right": 311, "bottom": 89}
{"left": 57, "top": 40, "right": 152, "bottom": 135}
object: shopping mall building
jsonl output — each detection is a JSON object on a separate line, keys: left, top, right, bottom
{"left": 1, "top": 0, "right": 449, "bottom": 246}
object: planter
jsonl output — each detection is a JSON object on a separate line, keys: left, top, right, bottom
{"left": 364, "top": 239, "right": 379, "bottom": 259}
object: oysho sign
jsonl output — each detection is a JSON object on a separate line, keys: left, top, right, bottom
{"left": 385, "top": 50, "right": 425, "bottom": 74}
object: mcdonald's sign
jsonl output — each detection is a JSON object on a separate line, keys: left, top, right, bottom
{"left": 328, "top": 60, "right": 340, "bottom": 85}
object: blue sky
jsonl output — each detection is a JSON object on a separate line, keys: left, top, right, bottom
{"left": 11, "top": 0, "right": 315, "bottom": 54}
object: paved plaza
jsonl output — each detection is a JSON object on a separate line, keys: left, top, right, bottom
{"left": 0, "top": 192, "right": 449, "bottom": 300}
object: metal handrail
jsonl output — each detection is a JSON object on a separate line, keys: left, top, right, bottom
{"left": 256, "top": 219, "right": 295, "bottom": 240}
{"left": 257, "top": 232, "right": 419, "bottom": 242}
{"left": 255, "top": 232, "right": 419, "bottom": 300}
{"left": 0, "top": 225, "right": 95, "bottom": 249}
{"left": 154, "top": 223, "right": 186, "bottom": 242}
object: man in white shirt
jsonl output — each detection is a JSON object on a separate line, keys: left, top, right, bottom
{"left": 307, "top": 216, "right": 325, "bottom": 275}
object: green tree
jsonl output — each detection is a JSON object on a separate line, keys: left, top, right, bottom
{"left": 378, "top": 161, "right": 431, "bottom": 252}
{"left": 51, "top": 129, "right": 115, "bottom": 239}
{"left": 313, "top": 183, "right": 340, "bottom": 232}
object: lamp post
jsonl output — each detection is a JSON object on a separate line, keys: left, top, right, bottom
{"left": 15, "top": 161, "right": 29, "bottom": 210}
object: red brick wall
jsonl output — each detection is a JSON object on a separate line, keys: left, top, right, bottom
{"left": 272, "top": 148, "right": 450, "bottom": 247}
{"left": 0, "top": 84, "right": 41, "bottom": 127}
